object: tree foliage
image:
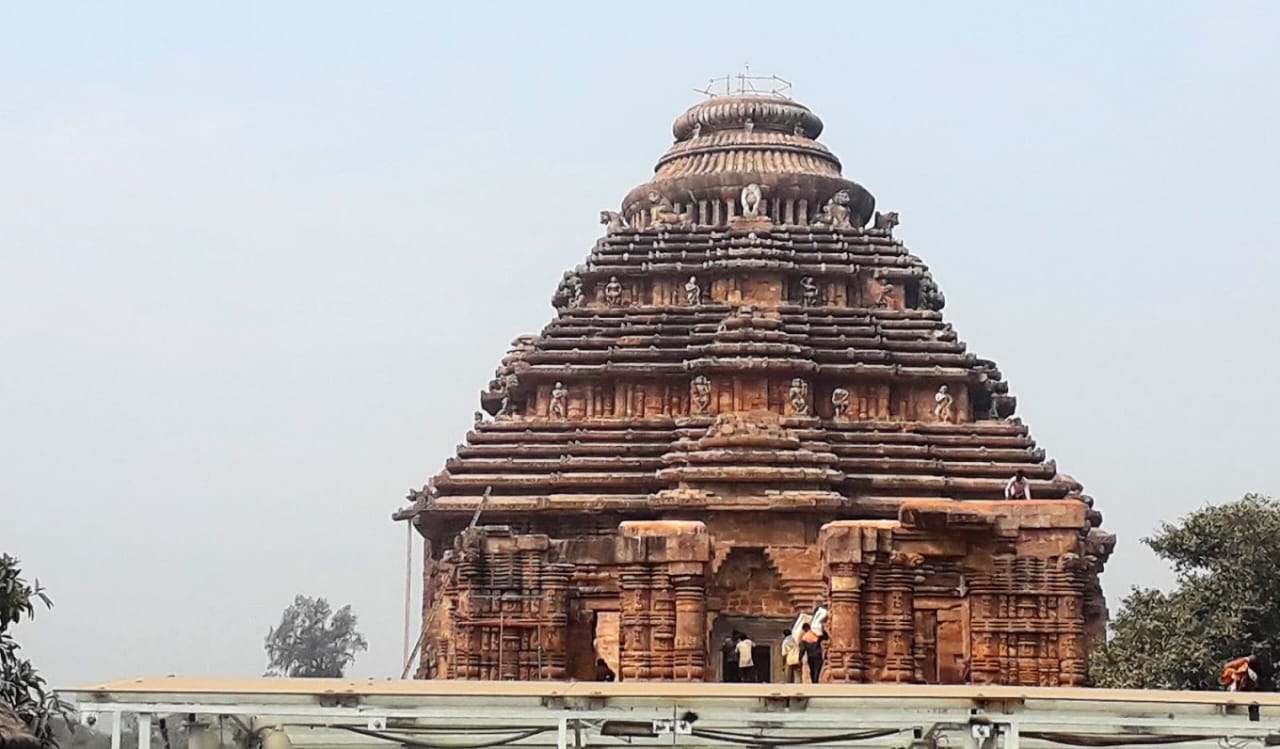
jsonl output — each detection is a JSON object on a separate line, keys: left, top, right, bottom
{"left": 264, "top": 595, "right": 367, "bottom": 678}
{"left": 1, "top": 554, "right": 69, "bottom": 749}
{"left": 1092, "top": 494, "right": 1280, "bottom": 690}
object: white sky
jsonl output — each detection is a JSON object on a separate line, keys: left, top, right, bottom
{"left": 2, "top": 2, "right": 1278, "bottom": 687}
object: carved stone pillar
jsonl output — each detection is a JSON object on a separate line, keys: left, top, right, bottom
{"left": 672, "top": 569, "right": 707, "bottom": 681}
{"left": 617, "top": 521, "right": 711, "bottom": 682}
{"left": 1056, "top": 568, "right": 1087, "bottom": 686}
{"left": 618, "top": 564, "right": 651, "bottom": 681}
{"left": 882, "top": 566, "right": 915, "bottom": 682}
{"left": 825, "top": 561, "right": 864, "bottom": 682}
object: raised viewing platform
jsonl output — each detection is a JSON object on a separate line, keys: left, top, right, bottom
{"left": 69, "top": 678, "right": 1280, "bottom": 749}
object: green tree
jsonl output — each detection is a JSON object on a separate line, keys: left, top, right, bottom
{"left": 1, "top": 554, "right": 69, "bottom": 749}
{"left": 264, "top": 595, "right": 367, "bottom": 678}
{"left": 1092, "top": 494, "right": 1280, "bottom": 690}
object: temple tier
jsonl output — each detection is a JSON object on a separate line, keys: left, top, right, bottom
{"left": 395, "top": 91, "right": 1115, "bottom": 685}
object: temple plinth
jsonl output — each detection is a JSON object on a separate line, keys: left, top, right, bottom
{"left": 394, "top": 89, "right": 1115, "bottom": 685}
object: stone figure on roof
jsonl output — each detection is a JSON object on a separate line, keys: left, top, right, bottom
{"left": 876, "top": 278, "right": 895, "bottom": 309}
{"left": 685, "top": 276, "right": 701, "bottom": 306}
{"left": 789, "top": 378, "right": 811, "bottom": 416}
{"left": 648, "top": 191, "right": 690, "bottom": 229}
{"left": 811, "top": 190, "right": 852, "bottom": 229}
{"left": 569, "top": 276, "right": 585, "bottom": 308}
{"left": 550, "top": 382, "right": 568, "bottom": 419}
{"left": 600, "top": 210, "right": 628, "bottom": 233}
{"left": 800, "top": 276, "right": 820, "bottom": 307}
{"left": 933, "top": 385, "right": 954, "bottom": 423}
{"left": 873, "top": 210, "right": 900, "bottom": 236}
{"left": 690, "top": 375, "right": 712, "bottom": 415}
{"left": 740, "top": 184, "right": 763, "bottom": 218}
{"left": 831, "top": 387, "right": 850, "bottom": 419}
{"left": 604, "top": 276, "right": 623, "bottom": 306}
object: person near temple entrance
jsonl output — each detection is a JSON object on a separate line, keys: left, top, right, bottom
{"left": 720, "top": 636, "right": 739, "bottom": 682}
{"left": 781, "top": 628, "right": 801, "bottom": 683}
{"left": 1220, "top": 656, "right": 1258, "bottom": 692}
{"left": 735, "top": 632, "right": 756, "bottom": 683}
{"left": 594, "top": 658, "right": 616, "bottom": 682}
{"left": 1004, "top": 470, "right": 1031, "bottom": 499}
{"left": 800, "top": 623, "right": 825, "bottom": 683}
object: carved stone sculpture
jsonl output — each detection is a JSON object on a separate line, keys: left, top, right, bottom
{"left": 933, "top": 385, "right": 954, "bottom": 423}
{"left": 550, "top": 381, "right": 568, "bottom": 419}
{"left": 474, "top": 410, "right": 485, "bottom": 426}
{"left": 875, "top": 278, "right": 895, "bottom": 309}
{"left": 569, "top": 276, "right": 585, "bottom": 308}
{"left": 648, "top": 191, "right": 692, "bottom": 229}
{"left": 918, "top": 275, "right": 945, "bottom": 311}
{"left": 873, "top": 210, "right": 900, "bottom": 235}
{"left": 831, "top": 387, "right": 850, "bottom": 418}
{"left": 744, "top": 117, "right": 754, "bottom": 133}
{"left": 600, "top": 210, "right": 628, "bottom": 233}
{"left": 800, "top": 276, "right": 820, "bottom": 307}
{"left": 740, "top": 184, "right": 763, "bottom": 218}
{"left": 690, "top": 375, "right": 712, "bottom": 415}
{"left": 691, "top": 122, "right": 702, "bottom": 138}
{"left": 789, "top": 378, "right": 810, "bottom": 415}
{"left": 685, "top": 276, "right": 701, "bottom": 306}
{"left": 604, "top": 276, "right": 623, "bottom": 306}
{"left": 499, "top": 372, "right": 519, "bottom": 416}
{"left": 811, "top": 190, "right": 852, "bottom": 229}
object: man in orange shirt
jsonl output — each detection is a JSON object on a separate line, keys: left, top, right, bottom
{"left": 1220, "top": 656, "right": 1258, "bottom": 692}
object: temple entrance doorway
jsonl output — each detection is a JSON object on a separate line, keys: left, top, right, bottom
{"left": 710, "top": 615, "right": 792, "bottom": 683}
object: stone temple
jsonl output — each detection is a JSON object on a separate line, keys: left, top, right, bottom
{"left": 395, "top": 87, "right": 1115, "bottom": 685}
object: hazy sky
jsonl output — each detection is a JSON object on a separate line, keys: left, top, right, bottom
{"left": 3, "top": 2, "right": 1278, "bottom": 688}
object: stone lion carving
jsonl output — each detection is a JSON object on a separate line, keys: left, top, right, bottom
{"left": 599, "top": 210, "right": 628, "bottom": 233}
{"left": 917, "top": 274, "right": 946, "bottom": 311}
{"left": 740, "top": 183, "right": 763, "bottom": 218}
{"left": 648, "top": 191, "right": 693, "bottom": 229}
{"left": 873, "top": 210, "right": 900, "bottom": 235}
{"left": 811, "top": 190, "right": 852, "bottom": 229}
{"left": 890, "top": 550, "right": 925, "bottom": 568}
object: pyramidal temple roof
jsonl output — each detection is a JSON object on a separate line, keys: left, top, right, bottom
{"left": 397, "top": 90, "right": 1101, "bottom": 533}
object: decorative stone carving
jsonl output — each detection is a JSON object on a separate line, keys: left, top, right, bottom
{"left": 831, "top": 387, "right": 850, "bottom": 418}
{"left": 811, "top": 190, "right": 852, "bottom": 229}
{"left": 789, "top": 378, "right": 810, "bottom": 416}
{"left": 691, "top": 122, "right": 702, "bottom": 138}
{"left": 875, "top": 277, "right": 894, "bottom": 309}
{"left": 569, "top": 276, "right": 585, "bottom": 308}
{"left": 933, "top": 385, "right": 954, "bottom": 423}
{"left": 599, "top": 210, "right": 628, "bottom": 233}
{"left": 648, "top": 191, "right": 692, "bottom": 229}
{"left": 800, "top": 276, "right": 820, "bottom": 307}
{"left": 689, "top": 375, "right": 712, "bottom": 415}
{"left": 794, "top": 121, "right": 805, "bottom": 136}
{"left": 744, "top": 117, "right": 754, "bottom": 133}
{"left": 499, "top": 372, "right": 520, "bottom": 416}
{"left": 987, "top": 393, "right": 1002, "bottom": 421}
{"left": 740, "top": 184, "right": 763, "bottom": 218}
{"left": 917, "top": 275, "right": 945, "bottom": 311}
{"left": 473, "top": 410, "right": 485, "bottom": 426}
{"left": 603, "top": 276, "right": 623, "bottom": 306}
{"left": 550, "top": 382, "right": 568, "bottom": 419}
{"left": 685, "top": 276, "right": 701, "bottom": 306}
{"left": 872, "top": 210, "right": 900, "bottom": 235}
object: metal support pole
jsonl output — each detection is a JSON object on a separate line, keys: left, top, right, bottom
{"left": 138, "top": 714, "right": 152, "bottom": 749}
{"left": 556, "top": 717, "right": 568, "bottom": 749}
{"left": 110, "top": 712, "right": 121, "bottom": 749}
{"left": 1003, "top": 721, "right": 1020, "bottom": 749}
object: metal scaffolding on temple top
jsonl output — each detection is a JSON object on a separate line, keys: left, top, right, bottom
{"left": 696, "top": 67, "right": 792, "bottom": 98}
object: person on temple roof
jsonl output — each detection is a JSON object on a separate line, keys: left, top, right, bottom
{"left": 1220, "top": 656, "right": 1258, "bottom": 692}
{"left": 1005, "top": 470, "right": 1031, "bottom": 500}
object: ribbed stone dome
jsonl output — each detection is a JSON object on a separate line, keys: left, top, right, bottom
{"left": 621, "top": 94, "right": 875, "bottom": 228}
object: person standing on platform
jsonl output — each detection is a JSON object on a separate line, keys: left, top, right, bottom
{"left": 800, "top": 623, "right": 825, "bottom": 683}
{"left": 781, "top": 629, "right": 801, "bottom": 683}
{"left": 735, "top": 632, "right": 756, "bottom": 683}
{"left": 1005, "top": 470, "right": 1031, "bottom": 499}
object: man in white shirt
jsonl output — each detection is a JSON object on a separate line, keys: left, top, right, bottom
{"left": 734, "top": 632, "right": 756, "bottom": 683}
{"left": 1004, "top": 470, "right": 1031, "bottom": 499}
{"left": 781, "top": 628, "right": 801, "bottom": 683}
